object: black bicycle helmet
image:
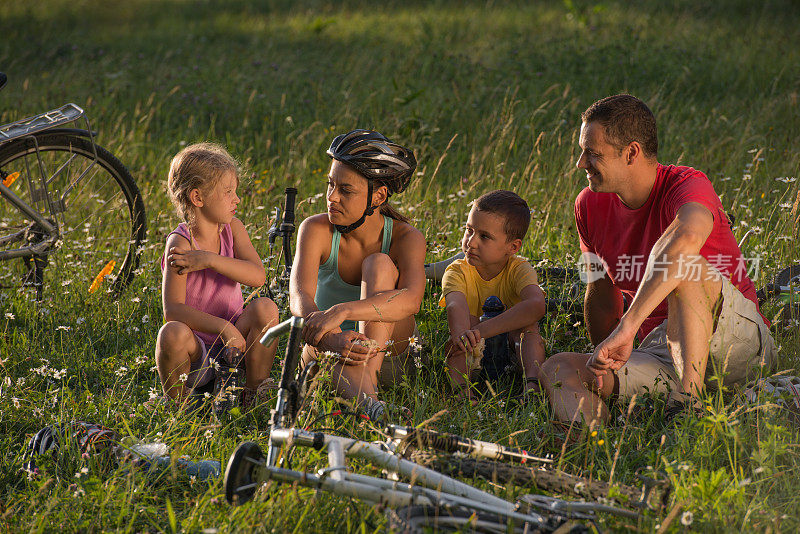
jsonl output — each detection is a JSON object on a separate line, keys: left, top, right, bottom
{"left": 326, "top": 129, "right": 416, "bottom": 233}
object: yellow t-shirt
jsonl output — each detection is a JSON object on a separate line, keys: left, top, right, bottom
{"left": 438, "top": 256, "right": 540, "bottom": 317}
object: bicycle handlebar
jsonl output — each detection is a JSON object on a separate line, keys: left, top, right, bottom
{"left": 260, "top": 316, "right": 304, "bottom": 346}
{"left": 282, "top": 187, "right": 297, "bottom": 229}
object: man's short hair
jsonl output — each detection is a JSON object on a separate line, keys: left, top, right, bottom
{"left": 581, "top": 94, "right": 658, "bottom": 158}
{"left": 474, "top": 190, "right": 530, "bottom": 241}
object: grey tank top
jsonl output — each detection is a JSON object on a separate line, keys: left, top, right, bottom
{"left": 315, "top": 216, "right": 393, "bottom": 331}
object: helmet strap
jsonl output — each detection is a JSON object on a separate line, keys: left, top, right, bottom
{"left": 335, "top": 181, "right": 375, "bottom": 234}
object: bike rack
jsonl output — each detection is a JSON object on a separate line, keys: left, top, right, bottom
{"left": 0, "top": 104, "right": 85, "bottom": 143}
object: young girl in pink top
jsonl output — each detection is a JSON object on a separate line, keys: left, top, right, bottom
{"left": 156, "top": 142, "right": 279, "bottom": 410}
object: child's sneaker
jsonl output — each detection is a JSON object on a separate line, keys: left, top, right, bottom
{"left": 212, "top": 347, "right": 244, "bottom": 417}
{"left": 361, "top": 399, "right": 412, "bottom": 425}
{"left": 240, "top": 378, "right": 279, "bottom": 412}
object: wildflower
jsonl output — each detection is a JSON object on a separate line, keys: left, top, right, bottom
{"left": 12, "top": 398, "right": 20, "bottom": 408}
{"left": 141, "top": 315, "right": 149, "bottom": 324}
{"left": 204, "top": 429, "right": 214, "bottom": 439}
{"left": 73, "top": 487, "right": 85, "bottom": 497}
{"left": 56, "top": 325, "right": 71, "bottom": 331}
{"left": 597, "top": 439, "right": 604, "bottom": 446}
{"left": 4, "top": 312, "right": 14, "bottom": 320}
{"left": 178, "top": 373, "right": 188, "bottom": 383}
{"left": 681, "top": 511, "right": 694, "bottom": 526}
{"left": 3, "top": 377, "right": 10, "bottom": 388}
{"left": 53, "top": 369, "right": 67, "bottom": 380}
{"left": 456, "top": 189, "right": 468, "bottom": 198}
{"left": 115, "top": 367, "right": 128, "bottom": 378}
{"left": 76, "top": 317, "right": 85, "bottom": 325}
{"left": 590, "top": 430, "right": 597, "bottom": 437}
{"left": 131, "top": 297, "right": 141, "bottom": 303}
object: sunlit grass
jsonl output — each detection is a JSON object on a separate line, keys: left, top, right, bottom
{"left": 0, "top": 0, "right": 799, "bottom": 531}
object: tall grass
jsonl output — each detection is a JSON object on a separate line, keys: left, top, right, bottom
{"left": 1, "top": 0, "right": 799, "bottom": 531}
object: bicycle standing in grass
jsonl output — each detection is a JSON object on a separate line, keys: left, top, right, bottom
{"left": 441, "top": 190, "right": 547, "bottom": 403}
{"left": 156, "top": 143, "right": 279, "bottom": 410}
{"left": 541, "top": 94, "right": 777, "bottom": 424}
{"left": 290, "top": 129, "right": 426, "bottom": 421}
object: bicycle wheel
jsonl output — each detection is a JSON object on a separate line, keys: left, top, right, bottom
{"left": 409, "top": 451, "right": 644, "bottom": 505}
{"left": 0, "top": 133, "right": 146, "bottom": 297}
{"left": 224, "top": 441, "right": 265, "bottom": 505}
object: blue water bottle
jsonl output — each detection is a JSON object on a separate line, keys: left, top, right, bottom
{"left": 479, "top": 296, "right": 512, "bottom": 381}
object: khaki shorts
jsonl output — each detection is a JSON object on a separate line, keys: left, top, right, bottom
{"left": 615, "top": 275, "right": 778, "bottom": 398}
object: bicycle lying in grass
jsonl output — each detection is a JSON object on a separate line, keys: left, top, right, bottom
{"left": 0, "top": 72, "right": 146, "bottom": 299}
{"left": 223, "top": 316, "right": 669, "bottom": 532}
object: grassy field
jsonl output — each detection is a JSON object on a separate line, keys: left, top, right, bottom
{"left": 1, "top": 0, "right": 799, "bottom": 531}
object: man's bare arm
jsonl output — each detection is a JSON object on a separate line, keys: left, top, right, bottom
{"left": 584, "top": 275, "right": 623, "bottom": 346}
{"left": 618, "top": 202, "right": 714, "bottom": 334}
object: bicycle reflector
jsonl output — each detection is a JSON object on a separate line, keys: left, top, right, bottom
{"left": 88, "top": 260, "right": 116, "bottom": 293}
{"left": 2, "top": 171, "right": 19, "bottom": 187}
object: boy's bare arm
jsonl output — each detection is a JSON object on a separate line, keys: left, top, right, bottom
{"left": 445, "top": 291, "right": 474, "bottom": 351}
{"left": 475, "top": 284, "right": 546, "bottom": 339}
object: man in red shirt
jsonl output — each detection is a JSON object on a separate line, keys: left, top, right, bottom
{"left": 540, "top": 94, "right": 776, "bottom": 424}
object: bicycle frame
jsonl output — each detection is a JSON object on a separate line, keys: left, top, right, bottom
{"left": 226, "top": 315, "right": 641, "bottom": 530}
{"left": 229, "top": 317, "right": 572, "bottom": 529}
{"left": 266, "top": 187, "right": 297, "bottom": 302}
{"left": 243, "top": 428, "right": 558, "bottom": 526}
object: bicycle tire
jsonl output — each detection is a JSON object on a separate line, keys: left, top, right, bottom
{"left": 0, "top": 133, "right": 146, "bottom": 297}
{"left": 224, "top": 441, "right": 265, "bottom": 505}
{"left": 409, "top": 451, "right": 643, "bottom": 505}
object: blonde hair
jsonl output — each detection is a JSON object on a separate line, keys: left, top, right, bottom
{"left": 166, "top": 142, "right": 239, "bottom": 227}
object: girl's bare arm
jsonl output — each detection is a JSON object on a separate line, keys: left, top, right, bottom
{"left": 162, "top": 233, "right": 245, "bottom": 349}
{"left": 167, "top": 218, "right": 265, "bottom": 288}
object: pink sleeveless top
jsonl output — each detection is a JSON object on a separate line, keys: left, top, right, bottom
{"left": 161, "top": 223, "right": 244, "bottom": 346}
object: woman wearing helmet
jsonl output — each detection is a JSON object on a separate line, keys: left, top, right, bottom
{"left": 290, "top": 129, "right": 426, "bottom": 418}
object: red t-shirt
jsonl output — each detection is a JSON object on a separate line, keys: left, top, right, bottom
{"left": 575, "top": 164, "right": 764, "bottom": 340}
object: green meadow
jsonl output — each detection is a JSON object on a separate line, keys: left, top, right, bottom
{"left": 1, "top": 0, "right": 799, "bottom": 531}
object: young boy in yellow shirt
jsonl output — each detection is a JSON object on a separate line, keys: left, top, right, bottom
{"left": 440, "top": 190, "right": 547, "bottom": 401}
